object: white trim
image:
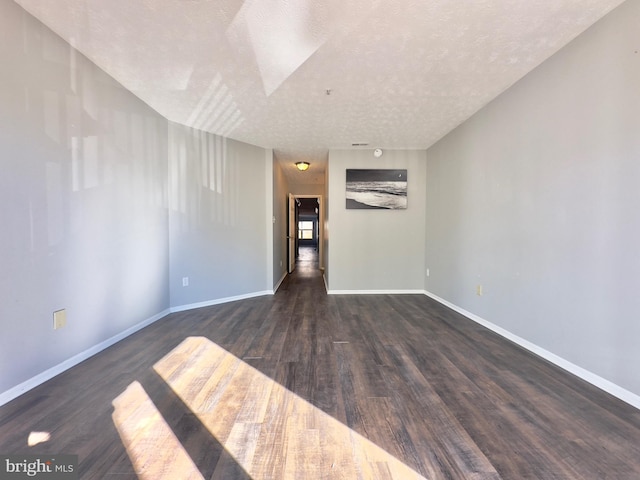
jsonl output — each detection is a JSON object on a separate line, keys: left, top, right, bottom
{"left": 0, "top": 308, "right": 171, "bottom": 407}
{"left": 274, "top": 271, "right": 287, "bottom": 293}
{"left": 327, "top": 289, "right": 424, "bottom": 295}
{"left": 423, "top": 290, "right": 640, "bottom": 410}
{"left": 323, "top": 273, "right": 329, "bottom": 293}
{"left": 169, "top": 290, "right": 273, "bottom": 313}
{"left": 265, "top": 149, "right": 274, "bottom": 292}
{"left": 290, "top": 194, "right": 325, "bottom": 271}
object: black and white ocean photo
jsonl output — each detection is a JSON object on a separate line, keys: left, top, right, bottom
{"left": 346, "top": 169, "right": 408, "bottom": 209}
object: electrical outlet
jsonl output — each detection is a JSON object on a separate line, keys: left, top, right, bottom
{"left": 182, "top": 277, "right": 189, "bottom": 287}
{"left": 53, "top": 309, "right": 67, "bottom": 329}
{"left": 426, "top": 268, "right": 430, "bottom": 277}
{"left": 476, "top": 284, "right": 483, "bottom": 296}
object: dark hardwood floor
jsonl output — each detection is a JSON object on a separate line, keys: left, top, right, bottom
{"left": 2, "top": 245, "right": 640, "bottom": 478}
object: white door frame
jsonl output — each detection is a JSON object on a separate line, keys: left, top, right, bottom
{"left": 288, "top": 194, "right": 324, "bottom": 273}
{"left": 288, "top": 193, "right": 296, "bottom": 273}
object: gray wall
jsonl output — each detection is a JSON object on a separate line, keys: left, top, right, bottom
{"left": 0, "top": 2, "right": 170, "bottom": 395}
{"left": 1, "top": 3, "right": 276, "bottom": 401}
{"left": 288, "top": 183, "right": 325, "bottom": 196}
{"left": 168, "top": 123, "right": 272, "bottom": 307}
{"left": 327, "top": 149, "right": 427, "bottom": 292}
{"left": 323, "top": 164, "right": 330, "bottom": 287}
{"left": 272, "top": 161, "right": 289, "bottom": 288}
{"left": 425, "top": 0, "right": 640, "bottom": 396}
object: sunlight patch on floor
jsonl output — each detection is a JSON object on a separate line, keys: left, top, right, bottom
{"left": 150, "top": 336, "right": 427, "bottom": 479}
{"left": 112, "top": 381, "right": 203, "bottom": 479}
{"left": 27, "top": 431, "right": 50, "bottom": 447}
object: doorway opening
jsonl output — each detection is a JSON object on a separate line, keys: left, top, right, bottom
{"left": 287, "top": 194, "right": 323, "bottom": 274}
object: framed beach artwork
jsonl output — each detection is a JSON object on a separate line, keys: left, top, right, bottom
{"left": 346, "top": 169, "right": 407, "bottom": 209}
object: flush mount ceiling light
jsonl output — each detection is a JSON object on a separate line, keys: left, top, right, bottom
{"left": 295, "top": 161, "right": 310, "bottom": 171}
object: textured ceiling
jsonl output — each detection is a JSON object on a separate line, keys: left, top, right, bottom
{"left": 14, "top": 0, "right": 626, "bottom": 185}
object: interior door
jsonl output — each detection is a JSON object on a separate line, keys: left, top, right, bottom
{"left": 288, "top": 193, "right": 296, "bottom": 273}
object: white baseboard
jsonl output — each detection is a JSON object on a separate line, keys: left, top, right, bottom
{"left": 423, "top": 290, "right": 640, "bottom": 410}
{"left": 0, "top": 308, "right": 171, "bottom": 407}
{"left": 327, "top": 289, "right": 424, "bottom": 295}
{"left": 274, "top": 272, "right": 287, "bottom": 293}
{"left": 170, "top": 290, "right": 274, "bottom": 313}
